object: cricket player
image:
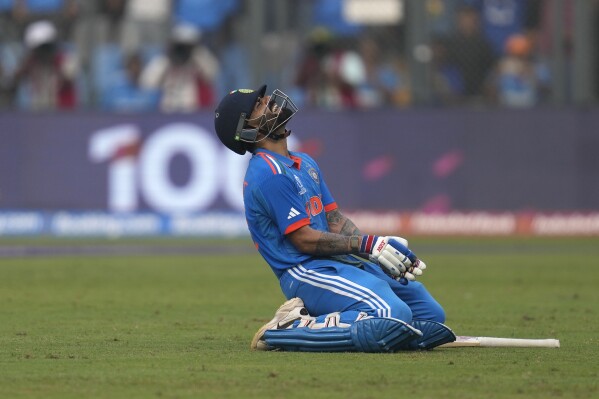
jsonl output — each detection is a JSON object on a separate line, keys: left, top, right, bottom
{"left": 214, "top": 85, "right": 455, "bottom": 352}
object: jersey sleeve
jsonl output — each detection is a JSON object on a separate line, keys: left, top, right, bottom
{"left": 259, "top": 174, "right": 311, "bottom": 235}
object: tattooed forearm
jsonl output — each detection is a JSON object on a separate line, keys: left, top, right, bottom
{"left": 313, "top": 231, "right": 362, "bottom": 255}
{"left": 326, "top": 209, "right": 362, "bottom": 236}
{"left": 326, "top": 208, "right": 343, "bottom": 226}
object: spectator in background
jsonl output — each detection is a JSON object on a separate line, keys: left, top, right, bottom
{"left": 444, "top": 5, "right": 496, "bottom": 103}
{"left": 463, "top": 0, "right": 528, "bottom": 56}
{"left": 321, "top": 36, "right": 368, "bottom": 109}
{"left": 294, "top": 27, "right": 332, "bottom": 107}
{"left": 11, "top": 20, "right": 79, "bottom": 110}
{"left": 356, "top": 34, "right": 411, "bottom": 108}
{"left": 490, "top": 33, "right": 550, "bottom": 107}
{"left": 140, "top": 23, "right": 219, "bottom": 113}
{"left": 295, "top": 29, "right": 365, "bottom": 109}
{"left": 430, "top": 35, "right": 464, "bottom": 105}
{"left": 101, "top": 51, "right": 159, "bottom": 112}
{"left": 426, "top": 0, "right": 461, "bottom": 36}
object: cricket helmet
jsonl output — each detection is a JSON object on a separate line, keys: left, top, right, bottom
{"left": 214, "top": 85, "right": 298, "bottom": 155}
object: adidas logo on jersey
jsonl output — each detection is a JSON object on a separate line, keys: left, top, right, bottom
{"left": 287, "top": 207, "right": 300, "bottom": 219}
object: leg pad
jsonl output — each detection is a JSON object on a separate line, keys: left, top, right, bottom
{"left": 263, "top": 317, "right": 421, "bottom": 353}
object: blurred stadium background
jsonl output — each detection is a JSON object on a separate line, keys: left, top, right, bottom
{"left": 1, "top": 0, "right": 598, "bottom": 238}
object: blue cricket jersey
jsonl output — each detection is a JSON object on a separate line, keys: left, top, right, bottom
{"left": 243, "top": 149, "right": 338, "bottom": 278}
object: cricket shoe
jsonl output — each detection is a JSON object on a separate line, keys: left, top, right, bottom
{"left": 251, "top": 297, "right": 311, "bottom": 351}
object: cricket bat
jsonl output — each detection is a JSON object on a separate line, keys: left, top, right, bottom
{"left": 440, "top": 336, "right": 560, "bottom": 348}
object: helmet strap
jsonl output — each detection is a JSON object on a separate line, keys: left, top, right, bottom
{"left": 270, "top": 129, "right": 291, "bottom": 141}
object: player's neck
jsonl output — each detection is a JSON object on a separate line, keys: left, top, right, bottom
{"left": 260, "top": 138, "right": 290, "bottom": 158}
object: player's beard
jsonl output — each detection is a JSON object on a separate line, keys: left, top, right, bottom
{"left": 275, "top": 107, "right": 294, "bottom": 127}
{"left": 261, "top": 106, "right": 293, "bottom": 134}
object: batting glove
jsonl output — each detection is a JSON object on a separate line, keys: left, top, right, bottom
{"left": 360, "top": 235, "right": 426, "bottom": 285}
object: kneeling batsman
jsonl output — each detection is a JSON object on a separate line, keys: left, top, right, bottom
{"left": 251, "top": 237, "right": 455, "bottom": 353}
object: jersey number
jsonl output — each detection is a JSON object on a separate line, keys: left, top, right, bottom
{"left": 305, "top": 196, "right": 323, "bottom": 217}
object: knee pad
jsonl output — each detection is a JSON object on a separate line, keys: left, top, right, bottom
{"left": 351, "top": 317, "right": 421, "bottom": 352}
{"left": 263, "top": 317, "right": 421, "bottom": 353}
{"left": 398, "top": 319, "right": 456, "bottom": 350}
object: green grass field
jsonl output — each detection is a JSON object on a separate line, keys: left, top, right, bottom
{"left": 1, "top": 237, "right": 598, "bottom": 399}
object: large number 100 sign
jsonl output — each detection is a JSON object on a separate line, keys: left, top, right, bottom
{"left": 89, "top": 123, "right": 250, "bottom": 214}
